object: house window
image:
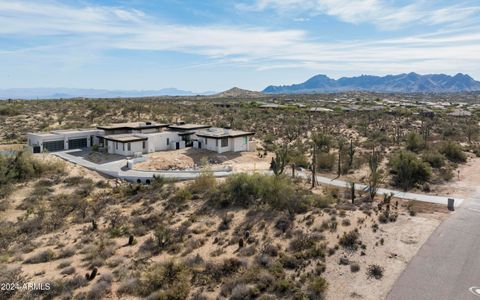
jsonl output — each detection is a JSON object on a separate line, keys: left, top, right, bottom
{"left": 122, "top": 143, "right": 125, "bottom": 151}
{"left": 243, "top": 136, "right": 248, "bottom": 145}
{"left": 115, "top": 142, "right": 118, "bottom": 150}
{"left": 142, "top": 141, "right": 146, "bottom": 149}
{"left": 205, "top": 138, "right": 208, "bottom": 145}
{"left": 167, "top": 138, "right": 170, "bottom": 145}
{"left": 221, "top": 138, "right": 228, "bottom": 147}
{"left": 128, "top": 143, "right": 131, "bottom": 151}
{"left": 215, "top": 139, "right": 218, "bottom": 147}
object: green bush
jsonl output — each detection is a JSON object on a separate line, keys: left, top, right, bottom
{"left": 389, "top": 150, "right": 431, "bottom": 191}
{"left": 405, "top": 132, "right": 425, "bottom": 153}
{"left": 316, "top": 153, "right": 336, "bottom": 171}
{"left": 422, "top": 150, "right": 445, "bottom": 168}
{"left": 0, "top": 151, "right": 65, "bottom": 198}
{"left": 438, "top": 141, "right": 467, "bottom": 163}
{"left": 189, "top": 170, "right": 216, "bottom": 194}
{"left": 211, "top": 174, "right": 309, "bottom": 213}
{"left": 308, "top": 276, "right": 328, "bottom": 298}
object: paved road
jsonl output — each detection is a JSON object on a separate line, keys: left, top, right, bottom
{"left": 387, "top": 187, "right": 480, "bottom": 300}
{"left": 295, "top": 171, "right": 464, "bottom": 207}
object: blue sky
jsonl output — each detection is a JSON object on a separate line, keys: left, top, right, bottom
{"left": 1, "top": 0, "right": 480, "bottom": 92}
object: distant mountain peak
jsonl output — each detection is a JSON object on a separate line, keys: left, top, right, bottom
{"left": 214, "top": 87, "right": 264, "bottom": 98}
{"left": 263, "top": 73, "right": 480, "bottom": 93}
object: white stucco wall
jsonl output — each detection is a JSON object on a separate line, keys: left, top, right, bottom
{"left": 107, "top": 140, "right": 145, "bottom": 156}
{"left": 27, "top": 129, "right": 103, "bottom": 152}
{"left": 138, "top": 132, "right": 181, "bottom": 152}
{"left": 232, "top": 136, "right": 249, "bottom": 152}
{"left": 197, "top": 136, "right": 250, "bottom": 153}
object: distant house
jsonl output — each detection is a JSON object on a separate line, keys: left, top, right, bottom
{"left": 27, "top": 121, "right": 254, "bottom": 156}
{"left": 308, "top": 107, "right": 333, "bottom": 113}
{"left": 419, "top": 110, "right": 435, "bottom": 118}
{"left": 448, "top": 109, "right": 472, "bottom": 117}
{"left": 213, "top": 102, "right": 232, "bottom": 108}
{"left": 259, "top": 103, "right": 285, "bottom": 109}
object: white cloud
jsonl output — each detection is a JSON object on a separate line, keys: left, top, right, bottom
{"left": 1, "top": 0, "right": 480, "bottom": 79}
{"left": 237, "top": 0, "right": 480, "bottom": 29}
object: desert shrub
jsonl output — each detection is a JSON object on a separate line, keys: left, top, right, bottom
{"left": 308, "top": 276, "right": 328, "bottom": 299}
{"left": 60, "top": 266, "right": 76, "bottom": 275}
{"left": 0, "top": 105, "right": 19, "bottom": 116}
{"left": 350, "top": 263, "right": 360, "bottom": 272}
{"left": 57, "top": 247, "right": 76, "bottom": 259}
{"left": 422, "top": 150, "right": 445, "bottom": 168}
{"left": 313, "top": 194, "right": 334, "bottom": 209}
{"left": 367, "top": 264, "right": 384, "bottom": 279}
{"left": 57, "top": 261, "right": 71, "bottom": 269}
{"left": 405, "top": 132, "right": 425, "bottom": 153}
{"left": 341, "top": 218, "right": 351, "bottom": 226}
{"left": 75, "top": 274, "right": 112, "bottom": 300}
{"left": 0, "top": 151, "right": 65, "bottom": 198}
{"left": 389, "top": 150, "right": 431, "bottom": 191}
{"left": 438, "top": 141, "right": 467, "bottom": 163}
{"left": 339, "top": 230, "right": 360, "bottom": 251}
{"left": 189, "top": 170, "right": 216, "bottom": 194}
{"left": 279, "top": 255, "right": 302, "bottom": 269}
{"left": 316, "top": 153, "right": 336, "bottom": 171}
{"left": 230, "top": 283, "right": 254, "bottom": 300}
{"left": 24, "top": 249, "right": 55, "bottom": 264}
{"left": 123, "top": 261, "right": 191, "bottom": 299}
{"left": 439, "top": 167, "right": 454, "bottom": 181}
{"left": 171, "top": 188, "right": 192, "bottom": 203}
{"left": 212, "top": 173, "right": 310, "bottom": 213}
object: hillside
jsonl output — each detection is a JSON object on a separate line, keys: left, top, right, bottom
{"left": 263, "top": 73, "right": 480, "bottom": 94}
{"left": 213, "top": 87, "right": 264, "bottom": 98}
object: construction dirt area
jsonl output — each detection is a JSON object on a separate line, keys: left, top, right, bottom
{"left": 133, "top": 148, "right": 274, "bottom": 172}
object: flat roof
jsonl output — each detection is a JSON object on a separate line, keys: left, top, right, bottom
{"left": 103, "top": 134, "right": 148, "bottom": 143}
{"left": 167, "top": 124, "right": 211, "bottom": 131}
{"left": 51, "top": 128, "right": 101, "bottom": 134}
{"left": 196, "top": 127, "right": 254, "bottom": 139}
{"left": 97, "top": 122, "right": 168, "bottom": 130}
{"left": 27, "top": 132, "right": 59, "bottom": 138}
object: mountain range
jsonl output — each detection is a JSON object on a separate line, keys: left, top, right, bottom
{"left": 263, "top": 73, "right": 480, "bottom": 93}
{"left": 0, "top": 88, "right": 216, "bottom": 99}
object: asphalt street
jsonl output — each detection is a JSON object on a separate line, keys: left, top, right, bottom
{"left": 387, "top": 187, "right": 480, "bottom": 300}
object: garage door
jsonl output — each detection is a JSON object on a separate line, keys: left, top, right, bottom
{"left": 43, "top": 140, "right": 65, "bottom": 152}
{"left": 68, "top": 138, "right": 87, "bottom": 149}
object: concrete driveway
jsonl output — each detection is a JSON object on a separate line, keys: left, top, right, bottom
{"left": 387, "top": 187, "right": 480, "bottom": 300}
{"left": 53, "top": 150, "right": 232, "bottom": 182}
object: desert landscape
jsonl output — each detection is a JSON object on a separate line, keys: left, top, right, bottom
{"left": 2, "top": 1, "right": 480, "bottom": 298}
{"left": 1, "top": 92, "right": 479, "bottom": 299}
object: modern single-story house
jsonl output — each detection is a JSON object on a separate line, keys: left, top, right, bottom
{"left": 27, "top": 128, "right": 103, "bottom": 153}
{"left": 27, "top": 121, "right": 255, "bottom": 156}
{"left": 194, "top": 127, "right": 255, "bottom": 153}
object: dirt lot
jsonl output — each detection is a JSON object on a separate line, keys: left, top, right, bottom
{"left": 431, "top": 156, "right": 480, "bottom": 199}
{"left": 133, "top": 148, "right": 273, "bottom": 172}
